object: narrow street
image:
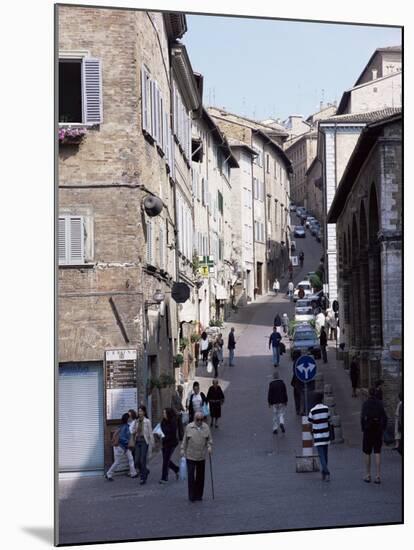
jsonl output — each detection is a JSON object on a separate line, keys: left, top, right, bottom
{"left": 59, "top": 222, "right": 402, "bottom": 545}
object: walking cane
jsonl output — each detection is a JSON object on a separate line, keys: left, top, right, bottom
{"left": 209, "top": 453, "right": 215, "bottom": 500}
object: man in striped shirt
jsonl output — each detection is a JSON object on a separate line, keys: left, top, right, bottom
{"left": 308, "top": 392, "right": 331, "bottom": 481}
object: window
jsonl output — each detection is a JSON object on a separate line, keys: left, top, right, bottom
{"left": 266, "top": 154, "right": 270, "bottom": 174}
{"left": 58, "top": 216, "right": 85, "bottom": 265}
{"left": 159, "top": 224, "right": 165, "bottom": 269}
{"left": 173, "top": 83, "right": 192, "bottom": 162}
{"left": 253, "top": 177, "right": 259, "bottom": 200}
{"left": 59, "top": 57, "right": 103, "bottom": 124}
{"left": 218, "top": 191, "right": 223, "bottom": 214}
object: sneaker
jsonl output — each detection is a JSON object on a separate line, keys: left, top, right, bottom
{"left": 140, "top": 479, "right": 147, "bottom": 485}
{"left": 104, "top": 474, "right": 114, "bottom": 482}
{"left": 159, "top": 479, "right": 168, "bottom": 484}
{"left": 130, "top": 474, "right": 138, "bottom": 479}
{"left": 280, "top": 424, "right": 285, "bottom": 433}
{"left": 273, "top": 429, "right": 278, "bottom": 434}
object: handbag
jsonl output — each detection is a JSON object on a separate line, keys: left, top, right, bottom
{"left": 207, "top": 360, "right": 213, "bottom": 373}
{"left": 202, "top": 402, "right": 210, "bottom": 417}
{"left": 179, "top": 456, "right": 187, "bottom": 480}
{"left": 153, "top": 423, "right": 165, "bottom": 438}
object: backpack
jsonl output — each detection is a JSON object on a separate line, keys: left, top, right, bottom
{"left": 111, "top": 428, "right": 120, "bottom": 447}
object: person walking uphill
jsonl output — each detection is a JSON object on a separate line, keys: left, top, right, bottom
{"left": 206, "top": 379, "right": 225, "bottom": 428}
{"left": 350, "top": 355, "right": 359, "bottom": 397}
{"left": 186, "top": 381, "right": 208, "bottom": 423}
{"left": 308, "top": 393, "right": 332, "bottom": 481}
{"left": 181, "top": 411, "right": 213, "bottom": 502}
{"left": 319, "top": 326, "right": 328, "bottom": 363}
{"left": 159, "top": 408, "right": 179, "bottom": 484}
{"left": 171, "top": 385, "right": 185, "bottom": 441}
{"left": 200, "top": 332, "right": 210, "bottom": 366}
{"left": 228, "top": 327, "right": 236, "bottom": 366}
{"left": 268, "top": 371, "right": 288, "bottom": 434}
{"left": 274, "top": 313, "right": 282, "bottom": 334}
{"left": 361, "top": 387, "right": 388, "bottom": 484}
{"left": 269, "top": 326, "right": 282, "bottom": 367}
{"left": 105, "top": 413, "right": 138, "bottom": 481}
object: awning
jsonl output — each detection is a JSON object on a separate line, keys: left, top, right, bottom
{"left": 215, "top": 284, "right": 229, "bottom": 300}
{"left": 178, "top": 299, "right": 196, "bottom": 323}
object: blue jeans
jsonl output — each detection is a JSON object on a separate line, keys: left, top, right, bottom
{"left": 228, "top": 349, "right": 235, "bottom": 365}
{"left": 317, "top": 445, "right": 330, "bottom": 476}
{"left": 272, "top": 346, "right": 280, "bottom": 366}
{"left": 135, "top": 438, "right": 149, "bottom": 480}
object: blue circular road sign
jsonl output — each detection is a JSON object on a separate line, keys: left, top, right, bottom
{"left": 294, "top": 355, "right": 317, "bottom": 383}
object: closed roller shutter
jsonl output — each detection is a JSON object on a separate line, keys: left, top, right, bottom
{"left": 59, "top": 362, "right": 104, "bottom": 472}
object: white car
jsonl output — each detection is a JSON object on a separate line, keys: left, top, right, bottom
{"left": 294, "top": 304, "right": 314, "bottom": 323}
{"left": 293, "top": 280, "right": 313, "bottom": 302}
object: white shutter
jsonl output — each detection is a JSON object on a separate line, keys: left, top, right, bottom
{"left": 58, "top": 217, "right": 67, "bottom": 264}
{"left": 82, "top": 58, "right": 103, "bottom": 124}
{"left": 141, "top": 66, "right": 150, "bottom": 133}
{"left": 150, "top": 80, "right": 157, "bottom": 139}
{"left": 146, "top": 221, "right": 153, "bottom": 264}
{"left": 170, "top": 128, "right": 175, "bottom": 179}
{"left": 69, "top": 217, "right": 84, "bottom": 264}
{"left": 159, "top": 224, "right": 165, "bottom": 269}
{"left": 59, "top": 363, "right": 104, "bottom": 472}
{"left": 159, "top": 93, "right": 164, "bottom": 151}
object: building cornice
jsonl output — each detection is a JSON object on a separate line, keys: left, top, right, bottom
{"left": 171, "top": 43, "right": 201, "bottom": 113}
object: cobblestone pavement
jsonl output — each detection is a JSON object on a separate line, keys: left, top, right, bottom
{"left": 59, "top": 283, "right": 402, "bottom": 544}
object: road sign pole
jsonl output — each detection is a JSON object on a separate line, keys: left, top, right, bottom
{"left": 304, "top": 382, "right": 308, "bottom": 416}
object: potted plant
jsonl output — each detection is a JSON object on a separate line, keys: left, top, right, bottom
{"left": 180, "top": 337, "right": 189, "bottom": 351}
{"left": 58, "top": 126, "right": 87, "bottom": 145}
{"left": 173, "top": 353, "right": 184, "bottom": 368}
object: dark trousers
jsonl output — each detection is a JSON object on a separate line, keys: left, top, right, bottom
{"left": 293, "top": 388, "right": 301, "bottom": 414}
{"left": 161, "top": 445, "right": 179, "bottom": 481}
{"left": 177, "top": 415, "right": 184, "bottom": 441}
{"left": 321, "top": 345, "right": 327, "bottom": 363}
{"left": 135, "top": 439, "right": 149, "bottom": 480}
{"left": 186, "top": 459, "right": 205, "bottom": 501}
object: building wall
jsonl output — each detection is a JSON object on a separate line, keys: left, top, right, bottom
{"left": 349, "top": 73, "right": 402, "bottom": 115}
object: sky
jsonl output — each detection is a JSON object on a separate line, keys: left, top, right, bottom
{"left": 182, "top": 14, "right": 402, "bottom": 122}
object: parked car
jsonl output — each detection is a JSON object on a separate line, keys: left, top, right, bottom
{"left": 305, "top": 217, "right": 316, "bottom": 228}
{"left": 294, "top": 226, "right": 306, "bottom": 238}
{"left": 290, "top": 324, "right": 321, "bottom": 360}
{"left": 293, "top": 280, "right": 313, "bottom": 302}
{"left": 294, "top": 304, "right": 315, "bottom": 323}
{"left": 310, "top": 223, "right": 320, "bottom": 236}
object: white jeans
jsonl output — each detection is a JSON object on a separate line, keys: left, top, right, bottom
{"left": 106, "top": 446, "right": 137, "bottom": 478}
{"left": 272, "top": 404, "right": 286, "bottom": 431}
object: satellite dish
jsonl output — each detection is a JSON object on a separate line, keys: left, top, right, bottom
{"left": 143, "top": 195, "right": 163, "bottom": 217}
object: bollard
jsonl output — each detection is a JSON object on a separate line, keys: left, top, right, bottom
{"left": 314, "top": 373, "right": 324, "bottom": 391}
{"left": 324, "top": 383, "right": 333, "bottom": 396}
{"left": 331, "top": 414, "right": 344, "bottom": 444}
{"left": 296, "top": 416, "right": 320, "bottom": 472}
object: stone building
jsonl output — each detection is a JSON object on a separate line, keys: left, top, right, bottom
{"left": 327, "top": 111, "right": 402, "bottom": 417}
{"left": 208, "top": 108, "right": 292, "bottom": 297}
{"left": 305, "top": 157, "right": 323, "bottom": 223}
{"left": 191, "top": 108, "right": 238, "bottom": 328}
{"left": 285, "top": 130, "right": 318, "bottom": 207}
{"left": 57, "top": 7, "right": 199, "bottom": 474}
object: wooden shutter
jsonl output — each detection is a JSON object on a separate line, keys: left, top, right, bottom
{"left": 58, "top": 217, "right": 67, "bottom": 264}
{"left": 159, "top": 224, "right": 165, "bottom": 269}
{"left": 69, "top": 216, "right": 84, "bottom": 263}
{"left": 82, "top": 58, "right": 103, "bottom": 124}
{"left": 150, "top": 80, "right": 157, "bottom": 139}
{"left": 141, "top": 66, "right": 150, "bottom": 133}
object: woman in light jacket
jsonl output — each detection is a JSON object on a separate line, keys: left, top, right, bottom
{"left": 132, "top": 405, "right": 154, "bottom": 485}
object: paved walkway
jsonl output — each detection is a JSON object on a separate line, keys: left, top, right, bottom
{"left": 58, "top": 291, "right": 402, "bottom": 545}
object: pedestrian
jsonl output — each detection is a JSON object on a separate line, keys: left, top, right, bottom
{"left": 349, "top": 355, "right": 359, "bottom": 397}
{"left": 393, "top": 393, "right": 402, "bottom": 453}
{"left": 282, "top": 313, "right": 289, "bottom": 335}
{"left": 269, "top": 326, "right": 282, "bottom": 367}
{"left": 171, "top": 385, "right": 185, "bottom": 441}
{"left": 328, "top": 314, "right": 338, "bottom": 341}
{"left": 274, "top": 313, "right": 282, "bottom": 328}
{"left": 127, "top": 409, "right": 138, "bottom": 463}
{"left": 181, "top": 411, "right": 213, "bottom": 502}
{"left": 273, "top": 278, "right": 280, "bottom": 295}
{"left": 105, "top": 412, "right": 138, "bottom": 481}
{"left": 186, "top": 381, "right": 208, "bottom": 423}
{"left": 290, "top": 372, "right": 302, "bottom": 415}
{"left": 131, "top": 405, "right": 154, "bottom": 485}
{"left": 211, "top": 344, "right": 220, "bottom": 378}
{"left": 227, "top": 327, "right": 236, "bottom": 366}
{"left": 288, "top": 280, "right": 294, "bottom": 301}
{"left": 216, "top": 333, "right": 224, "bottom": 364}
{"left": 361, "top": 387, "right": 388, "bottom": 483}
{"left": 374, "top": 379, "right": 384, "bottom": 401}
{"left": 159, "top": 408, "right": 180, "bottom": 484}
{"left": 268, "top": 370, "right": 288, "bottom": 434}
{"left": 299, "top": 251, "right": 304, "bottom": 267}
{"left": 200, "top": 331, "right": 209, "bottom": 365}
{"left": 315, "top": 310, "right": 326, "bottom": 337}
{"left": 206, "top": 379, "right": 225, "bottom": 428}
{"left": 308, "top": 392, "right": 332, "bottom": 481}
{"left": 319, "top": 326, "right": 328, "bottom": 363}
